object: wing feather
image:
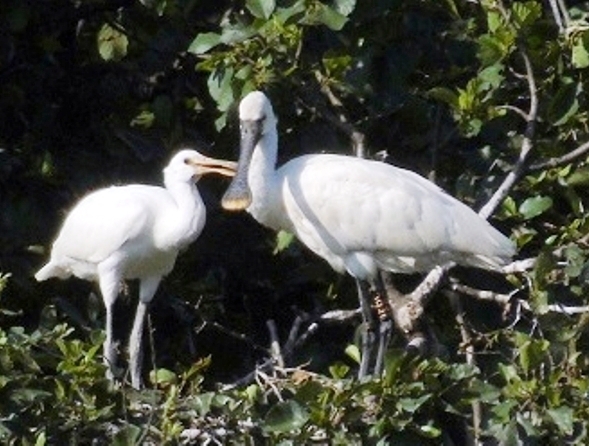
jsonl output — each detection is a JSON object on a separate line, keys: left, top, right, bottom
{"left": 279, "top": 154, "right": 513, "bottom": 272}
{"left": 51, "top": 185, "right": 164, "bottom": 263}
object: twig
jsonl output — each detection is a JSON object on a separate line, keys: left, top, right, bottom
{"left": 255, "top": 369, "right": 284, "bottom": 401}
{"left": 529, "top": 140, "right": 589, "bottom": 171}
{"left": 205, "top": 320, "right": 269, "bottom": 355}
{"left": 413, "top": 7, "right": 540, "bottom": 307}
{"left": 547, "top": 0, "right": 565, "bottom": 33}
{"left": 312, "top": 72, "right": 366, "bottom": 158}
{"left": 283, "top": 314, "right": 306, "bottom": 356}
{"left": 319, "top": 308, "right": 362, "bottom": 323}
{"left": 447, "top": 291, "right": 481, "bottom": 446}
{"left": 449, "top": 281, "right": 589, "bottom": 315}
{"left": 478, "top": 40, "right": 538, "bottom": 218}
{"left": 267, "top": 319, "right": 284, "bottom": 368}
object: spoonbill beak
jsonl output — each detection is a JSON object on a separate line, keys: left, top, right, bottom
{"left": 221, "top": 119, "right": 262, "bottom": 211}
{"left": 187, "top": 153, "right": 238, "bottom": 178}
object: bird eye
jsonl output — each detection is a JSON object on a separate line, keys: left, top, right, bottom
{"left": 183, "top": 158, "right": 190, "bottom": 165}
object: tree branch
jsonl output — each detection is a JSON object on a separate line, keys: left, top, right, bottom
{"left": 529, "top": 140, "right": 589, "bottom": 171}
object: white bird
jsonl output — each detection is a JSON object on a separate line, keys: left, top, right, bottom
{"left": 35, "top": 149, "right": 236, "bottom": 389}
{"left": 222, "top": 91, "right": 515, "bottom": 377}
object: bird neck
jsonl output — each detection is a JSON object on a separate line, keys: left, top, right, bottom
{"left": 162, "top": 179, "right": 206, "bottom": 249}
{"left": 247, "top": 130, "right": 279, "bottom": 226}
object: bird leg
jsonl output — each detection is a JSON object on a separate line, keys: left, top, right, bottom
{"left": 129, "top": 300, "right": 148, "bottom": 389}
{"left": 129, "top": 276, "right": 161, "bottom": 389}
{"left": 356, "top": 279, "right": 377, "bottom": 379}
{"left": 98, "top": 270, "right": 123, "bottom": 382}
{"left": 372, "top": 273, "right": 393, "bottom": 376}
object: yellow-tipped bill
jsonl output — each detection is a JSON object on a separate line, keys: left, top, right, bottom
{"left": 186, "top": 155, "right": 237, "bottom": 177}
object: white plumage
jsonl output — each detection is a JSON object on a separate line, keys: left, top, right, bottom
{"left": 222, "top": 91, "right": 515, "bottom": 375}
{"left": 36, "top": 149, "right": 236, "bottom": 389}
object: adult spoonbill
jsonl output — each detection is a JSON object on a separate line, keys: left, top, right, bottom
{"left": 222, "top": 91, "right": 515, "bottom": 377}
{"left": 35, "top": 149, "right": 236, "bottom": 389}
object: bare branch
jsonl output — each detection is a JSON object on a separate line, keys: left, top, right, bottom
{"left": 496, "top": 104, "right": 528, "bottom": 120}
{"left": 447, "top": 291, "right": 481, "bottom": 446}
{"left": 501, "top": 258, "right": 536, "bottom": 274}
{"left": 320, "top": 308, "right": 362, "bottom": 323}
{"left": 548, "top": 0, "right": 565, "bottom": 33}
{"left": 529, "top": 140, "right": 589, "bottom": 171}
{"left": 450, "top": 281, "right": 589, "bottom": 315}
{"left": 478, "top": 48, "right": 537, "bottom": 219}
{"left": 449, "top": 281, "right": 514, "bottom": 306}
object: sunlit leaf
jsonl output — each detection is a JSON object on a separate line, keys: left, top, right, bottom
{"left": 519, "top": 337, "right": 549, "bottom": 374}
{"left": 345, "top": 344, "right": 361, "bottom": 364}
{"left": 572, "top": 35, "right": 589, "bottom": 68}
{"left": 149, "top": 368, "right": 177, "bottom": 386}
{"left": 188, "top": 32, "right": 222, "bottom": 55}
{"left": 547, "top": 406, "right": 574, "bottom": 435}
{"left": 97, "top": 23, "right": 128, "bottom": 62}
{"left": 518, "top": 195, "right": 553, "bottom": 220}
{"left": 478, "top": 63, "right": 504, "bottom": 90}
{"left": 511, "top": 1, "right": 542, "bottom": 28}
{"left": 419, "top": 423, "right": 442, "bottom": 438}
{"left": 329, "top": 362, "right": 350, "bottom": 379}
{"left": 246, "top": 0, "right": 276, "bottom": 19}
{"left": 333, "top": 0, "right": 356, "bottom": 17}
{"left": 274, "top": 230, "right": 295, "bottom": 254}
{"left": 313, "top": 4, "right": 348, "bottom": 31}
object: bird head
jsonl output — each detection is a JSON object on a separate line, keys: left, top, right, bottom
{"left": 165, "top": 149, "right": 237, "bottom": 184}
{"left": 221, "top": 91, "right": 276, "bottom": 211}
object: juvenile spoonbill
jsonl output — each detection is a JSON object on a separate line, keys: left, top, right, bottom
{"left": 35, "top": 149, "right": 236, "bottom": 389}
{"left": 222, "top": 91, "right": 515, "bottom": 377}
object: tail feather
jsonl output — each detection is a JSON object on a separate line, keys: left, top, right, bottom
{"left": 35, "top": 262, "right": 66, "bottom": 281}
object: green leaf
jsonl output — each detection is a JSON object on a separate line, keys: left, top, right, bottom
{"left": 564, "top": 245, "right": 585, "bottom": 278}
{"left": 274, "top": 230, "right": 295, "bottom": 254}
{"left": 511, "top": 1, "right": 542, "bottom": 29}
{"left": 478, "top": 63, "right": 504, "bottom": 90}
{"left": 567, "top": 166, "right": 589, "bottom": 187}
{"left": 275, "top": 1, "right": 307, "bottom": 23}
{"left": 149, "top": 368, "right": 177, "bottom": 386}
{"left": 477, "top": 34, "right": 507, "bottom": 66}
{"left": 207, "top": 67, "right": 235, "bottom": 113}
{"left": 546, "top": 406, "right": 574, "bottom": 435}
{"left": 487, "top": 11, "right": 503, "bottom": 34}
{"left": 333, "top": 0, "right": 356, "bottom": 17}
{"left": 97, "top": 23, "right": 128, "bottom": 62}
{"left": 397, "top": 394, "right": 431, "bottom": 414}
{"left": 419, "top": 424, "right": 442, "bottom": 438}
{"left": 572, "top": 35, "right": 589, "bottom": 69}
{"left": 192, "top": 392, "right": 215, "bottom": 416}
{"left": 518, "top": 335, "right": 549, "bottom": 374}
{"left": 264, "top": 400, "right": 309, "bottom": 433}
{"left": 315, "top": 4, "right": 348, "bottom": 31}
{"left": 187, "top": 32, "right": 222, "bottom": 55}
{"left": 345, "top": 344, "right": 361, "bottom": 365}
{"left": 246, "top": 0, "right": 276, "bottom": 19}
{"left": 548, "top": 82, "right": 580, "bottom": 126}
{"left": 220, "top": 24, "right": 257, "bottom": 45}
{"left": 112, "top": 424, "right": 142, "bottom": 446}
{"left": 428, "top": 87, "right": 458, "bottom": 108}
{"left": 518, "top": 196, "right": 553, "bottom": 220}
{"left": 329, "top": 362, "right": 350, "bottom": 379}
{"left": 34, "top": 431, "right": 46, "bottom": 446}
